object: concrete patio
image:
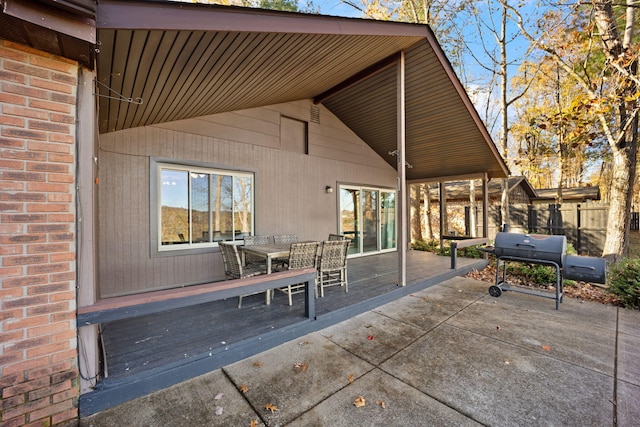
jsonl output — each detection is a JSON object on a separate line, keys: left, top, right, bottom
{"left": 80, "top": 277, "right": 640, "bottom": 426}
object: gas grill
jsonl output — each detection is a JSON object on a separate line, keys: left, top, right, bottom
{"left": 488, "top": 232, "right": 606, "bottom": 309}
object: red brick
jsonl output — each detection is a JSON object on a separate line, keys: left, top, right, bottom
{"left": 0, "top": 69, "right": 27, "bottom": 84}
{"left": 1, "top": 394, "right": 25, "bottom": 410}
{"left": 51, "top": 349, "right": 77, "bottom": 364}
{"left": 51, "top": 407, "right": 78, "bottom": 425}
{"left": 50, "top": 254, "right": 75, "bottom": 264}
{"left": 28, "top": 362, "right": 72, "bottom": 382}
{"left": 50, "top": 311, "right": 74, "bottom": 323}
{"left": 0, "top": 192, "right": 46, "bottom": 202}
{"left": 5, "top": 315, "right": 48, "bottom": 331}
{"left": 49, "top": 233, "right": 74, "bottom": 241}
{"left": 52, "top": 387, "right": 77, "bottom": 405}
{"left": 1, "top": 150, "right": 47, "bottom": 161}
{"left": 51, "top": 72, "right": 77, "bottom": 86}
{"left": 0, "top": 287, "right": 24, "bottom": 299}
{"left": 47, "top": 193, "right": 72, "bottom": 203}
{"left": 0, "top": 414, "right": 26, "bottom": 427}
{"left": 0, "top": 234, "right": 46, "bottom": 244}
{"left": 3, "top": 254, "right": 48, "bottom": 266}
{"left": 27, "top": 321, "right": 70, "bottom": 338}
{"left": 3, "top": 275, "right": 47, "bottom": 288}
{"left": 26, "top": 301, "right": 70, "bottom": 316}
{"left": 1, "top": 213, "right": 47, "bottom": 223}
{"left": 3, "top": 60, "right": 50, "bottom": 79}
{"left": 0, "top": 136, "right": 25, "bottom": 149}
{"left": 27, "top": 263, "right": 69, "bottom": 275}
{"left": 0, "top": 202, "right": 23, "bottom": 212}
{"left": 2, "top": 82, "right": 48, "bottom": 100}
{"left": 48, "top": 133, "right": 74, "bottom": 144}
{"left": 26, "top": 182, "right": 70, "bottom": 193}
{"left": 27, "top": 282, "right": 71, "bottom": 296}
{"left": 0, "top": 115, "right": 25, "bottom": 127}
{"left": 29, "top": 120, "right": 71, "bottom": 134}
{"left": 27, "top": 224, "right": 69, "bottom": 233}
{"left": 0, "top": 245, "right": 22, "bottom": 255}
{"left": 0, "top": 223, "right": 24, "bottom": 233}
{"left": 1, "top": 356, "right": 50, "bottom": 378}
{"left": 50, "top": 291, "right": 75, "bottom": 304}
{"left": 3, "top": 105, "right": 49, "bottom": 120}
{"left": 0, "top": 158, "right": 24, "bottom": 169}
{"left": 50, "top": 92, "right": 76, "bottom": 106}
{"left": 27, "top": 162, "right": 68, "bottom": 173}
{"left": 30, "top": 55, "right": 77, "bottom": 74}
{"left": 0, "top": 181, "right": 24, "bottom": 192}
{"left": 51, "top": 369, "right": 77, "bottom": 385}
{"left": 51, "top": 329, "right": 75, "bottom": 343}
{"left": 0, "top": 330, "right": 24, "bottom": 344}
{"left": 5, "top": 335, "right": 50, "bottom": 355}
{"left": 30, "top": 77, "right": 74, "bottom": 94}
{"left": 27, "top": 141, "right": 70, "bottom": 154}
{"left": 0, "top": 171, "right": 45, "bottom": 182}
{"left": 47, "top": 153, "right": 74, "bottom": 163}
{"left": 0, "top": 92, "right": 26, "bottom": 105}
{"left": 3, "top": 40, "right": 50, "bottom": 58}
{"left": 30, "top": 400, "right": 75, "bottom": 425}
{"left": 1, "top": 127, "right": 47, "bottom": 141}
{"left": 27, "top": 203, "right": 69, "bottom": 213}
{"left": 3, "top": 294, "right": 49, "bottom": 310}
{"left": 47, "top": 173, "right": 74, "bottom": 184}
{"left": 1, "top": 396, "right": 50, "bottom": 420}
{"left": 46, "top": 216, "right": 75, "bottom": 225}
{"left": 27, "top": 243, "right": 69, "bottom": 254}
{"left": 0, "top": 308, "right": 22, "bottom": 322}
{"left": 49, "top": 113, "right": 75, "bottom": 125}
{"left": 0, "top": 266, "right": 24, "bottom": 277}
{"left": 28, "top": 99, "right": 71, "bottom": 114}
{"left": 0, "top": 373, "right": 22, "bottom": 389}
{"left": 0, "top": 45, "right": 29, "bottom": 62}
{"left": 28, "top": 341, "right": 70, "bottom": 359}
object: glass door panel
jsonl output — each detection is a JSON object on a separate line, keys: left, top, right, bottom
{"left": 339, "top": 188, "right": 360, "bottom": 255}
{"left": 362, "top": 190, "right": 378, "bottom": 253}
{"left": 380, "top": 191, "right": 396, "bottom": 250}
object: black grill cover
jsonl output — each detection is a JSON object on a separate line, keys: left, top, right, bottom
{"left": 563, "top": 255, "right": 606, "bottom": 284}
{"left": 494, "top": 233, "right": 567, "bottom": 265}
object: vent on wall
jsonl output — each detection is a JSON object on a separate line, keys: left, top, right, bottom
{"left": 310, "top": 105, "right": 320, "bottom": 124}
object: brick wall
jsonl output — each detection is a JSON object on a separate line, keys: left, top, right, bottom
{"left": 0, "top": 39, "right": 79, "bottom": 426}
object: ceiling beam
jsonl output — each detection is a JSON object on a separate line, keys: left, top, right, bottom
{"left": 314, "top": 52, "right": 401, "bottom": 105}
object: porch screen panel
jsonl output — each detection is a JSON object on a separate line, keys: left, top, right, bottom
{"left": 213, "top": 175, "right": 233, "bottom": 241}
{"left": 160, "top": 169, "right": 189, "bottom": 245}
{"left": 362, "top": 190, "right": 379, "bottom": 253}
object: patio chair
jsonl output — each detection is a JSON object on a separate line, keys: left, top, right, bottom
{"left": 243, "top": 235, "right": 272, "bottom": 266}
{"left": 218, "top": 242, "right": 267, "bottom": 308}
{"left": 316, "top": 239, "right": 350, "bottom": 298}
{"left": 276, "top": 241, "right": 320, "bottom": 305}
{"left": 272, "top": 234, "right": 298, "bottom": 269}
{"left": 328, "top": 233, "right": 347, "bottom": 241}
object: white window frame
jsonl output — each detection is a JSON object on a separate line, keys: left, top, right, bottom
{"left": 152, "top": 160, "right": 254, "bottom": 254}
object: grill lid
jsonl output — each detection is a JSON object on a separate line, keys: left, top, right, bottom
{"left": 494, "top": 232, "right": 567, "bottom": 264}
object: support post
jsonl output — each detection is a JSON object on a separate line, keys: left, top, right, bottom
{"left": 397, "top": 52, "right": 407, "bottom": 286}
{"left": 482, "top": 174, "right": 489, "bottom": 238}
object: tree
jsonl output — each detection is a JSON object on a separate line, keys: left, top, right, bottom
{"left": 505, "top": 0, "right": 638, "bottom": 262}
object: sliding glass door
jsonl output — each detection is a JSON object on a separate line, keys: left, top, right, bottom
{"left": 339, "top": 185, "right": 396, "bottom": 256}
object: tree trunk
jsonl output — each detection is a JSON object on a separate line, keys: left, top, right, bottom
{"left": 469, "top": 180, "right": 477, "bottom": 237}
{"left": 421, "top": 184, "right": 433, "bottom": 239}
{"left": 410, "top": 184, "right": 422, "bottom": 242}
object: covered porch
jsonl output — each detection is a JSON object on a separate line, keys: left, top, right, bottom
{"left": 80, "top": 251, "right": 487, "bottom": 415}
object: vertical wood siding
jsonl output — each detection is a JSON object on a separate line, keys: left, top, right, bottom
{"left": 98, "top": 100, "right": 395, "bottom": 297}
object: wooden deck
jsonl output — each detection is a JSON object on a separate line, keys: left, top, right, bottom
{"left": 80, "top": 251, "right": 488, "bottom": 416}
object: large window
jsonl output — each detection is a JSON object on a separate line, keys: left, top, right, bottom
{"left": 157, "top": 163, "right": 253, "bottom": 251}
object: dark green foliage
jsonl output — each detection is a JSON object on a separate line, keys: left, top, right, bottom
{"left": 411, "top": 239, "right": 439, "bottom": 252}
{"left": 607, "top": 258, "right": 640, "bottom": 309}
{"left": 508, "top": 263, "right": 557, "bottom": 285}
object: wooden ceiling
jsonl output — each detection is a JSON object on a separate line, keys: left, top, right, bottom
{"left": 91, "top": 1, "right": 508, "bottom": 181}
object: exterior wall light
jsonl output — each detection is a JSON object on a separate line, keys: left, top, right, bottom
{"left": 326, "top": 185, "right": 334, "bottom": 194}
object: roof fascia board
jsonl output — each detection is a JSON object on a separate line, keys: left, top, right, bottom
{"left": 421, "top": 27, "right": 510, "bottom": 179}
{"left": 408, "top": 172, "right": 490, "bottom": 184}
{"left": 96, "top": 0, "right": 429, "bottom": 37}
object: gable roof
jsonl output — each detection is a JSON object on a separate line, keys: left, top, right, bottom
{"left": 534, "top": 187, "right": 601, "bottom": 202}
{"left": 94, "top": 1, "right": 508, "bottom": 181}
{"left": 426, "top": 176, "right": 537, "bottom": 202}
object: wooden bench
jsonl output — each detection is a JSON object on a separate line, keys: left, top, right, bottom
{"left": 449, "top": 237, "right": 490, "bottom": 269}
{"left": 77, "top": 268, "right": 317, "bottom": 326}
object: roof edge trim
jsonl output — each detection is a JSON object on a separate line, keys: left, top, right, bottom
{"left": 96, "top": 1, "right": 429, "bottom": 37}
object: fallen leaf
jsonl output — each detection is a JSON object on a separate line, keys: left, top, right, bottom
{"left": 214, "top": 392, "right": 224, "bottom": 400}
{"left": 215, "top": 407, "right": 223, "bottom": 416}
{"left": 436, "top": 304, "right": 442, "bottom": 308}
{"left": 541, "top": 345, "right": 551, "bottom": 351}
{"left": 348, "top": 374, "right": 355, "bottom": 383}
{"left": 504, "top": 360, "right": 511, "bottom": 365}
{"left": 298, "top": 341, "right": 312, "bottom": 346}
{"left": 250, "top": 420, "right": 258, "bottom": 427}
{"left": 367, "top": 335, "right": 374, "bottom": 340}
{"left": 423, "top": 296, "right": 429, "bottom": 302}
{"left": 253, "top": 360, "right": 263, "bottom": 368}
{"left": 375, "top": 399, "right": 386, "bottom": 409}
{"left": 264, "top": 403, "right": 278, "bottom": 414}
{"left": 293, "top": 362, "right": 308, "bottom": 372}
{"left": 354, "top": 396, "right": 366, "bottom": 408}
{"left": 238, "top": 384, "right": 249, "bottom": 393}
